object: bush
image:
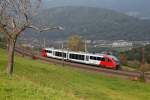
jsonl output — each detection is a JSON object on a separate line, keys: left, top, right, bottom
{"left": 127, "top": 60, "right": 141, "bottom": 69}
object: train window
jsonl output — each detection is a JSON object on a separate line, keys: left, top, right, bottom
{"left": 79, "top": 55, "right": 84, "bottom": 60}
{"left": 101, "top": 58, "right": 112, "bottom": 62}
{"left": 75, "top": 54, "right": 78, "bottom": 59}
{"left": 55, "top": 52, "right": 66, "bottom": 57}
{"left": 78, "top": 55, "right": 81, "bottom": 60}
{"left": 69, "top": 54, "right": 74, "bottom": 59}
{"left": 69, "top": 54, "right": 84, "bottom": 60}
{"left": 90, "top": 56, "right": 93, "bottom": 59}
{"left": 72, "top": 54, "right": 75, "bottom": 59}
{"left": 73, "top": 54, "right": 75, "bottom": 59}
{"left": 90, "top": 56, "right": 98, "bottom": 60}
{"left": 63, "top": 53, "right": 66, "bottom": 58}
{"left": 90, "top": 56, "right": 96, "bottom": 60}
{"left": 101, "top": 58, "right": 105, "bottom": 61}
{"left": 105, "top": 58, "right": 112, "bottom": 62}
{"left": 48, "top": 51, "right": 52, "bottom": 53}
{"left": 69, "top": 54, "right": 71, "bottom": 58}
{"left": 97, "top": 57, "right": 101, "bottom": 60}
{"left": 45, "top": 50, "right": 52, "bottom": 53}
{"left": 55, "top": 52, "right": 62, "bottom": 57}
{"left": 70, "top": 54, "right": 76, "bottom": 59}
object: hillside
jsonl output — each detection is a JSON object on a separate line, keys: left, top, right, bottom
{"left": 0, "top": 48, "right": 150, "bottom": 99}
{"left": 43, "top": 0, "right": 150, "bottom": 19}
{"left": 25, "top": 6, "right": 150, "bottom": 40}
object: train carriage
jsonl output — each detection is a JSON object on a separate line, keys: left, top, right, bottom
{"left": 41, "top": 48, "right": 120, "bottom": 69}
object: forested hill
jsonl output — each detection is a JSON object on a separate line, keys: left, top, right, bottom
{"left": 26, "top": 6, "right": 150, "bottom": 40}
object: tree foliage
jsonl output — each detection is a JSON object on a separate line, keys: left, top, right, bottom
{"left": 119, "top": 52, "right": 128, "bottom": 65}
{"left": 68, "top": 35, "right": 84, "bottom": 51}
{"left": 125, "top": 45, "right": 150, "bottom": 64}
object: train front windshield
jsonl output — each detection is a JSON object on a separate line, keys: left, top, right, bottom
{"left": 110, "top": 56, "right": 120, "bottom": 65}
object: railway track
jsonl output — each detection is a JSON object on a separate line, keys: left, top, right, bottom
{"left": 15, "top": 47, "right": 150, "bottom": 82}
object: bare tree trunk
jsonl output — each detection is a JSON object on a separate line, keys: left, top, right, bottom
{"left": 7, "top": 38, "right": 10, "bottom": 51}
{"left": 7, "top": 38, "right": 16, "bottom": 76}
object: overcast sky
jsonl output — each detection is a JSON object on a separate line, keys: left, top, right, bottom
{"left": 43, "top": 0, "right": 150, "bottom": 10}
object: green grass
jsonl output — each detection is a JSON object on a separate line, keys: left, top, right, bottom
{"left": 0, "top": 48, "right": 150, "bottom": 100}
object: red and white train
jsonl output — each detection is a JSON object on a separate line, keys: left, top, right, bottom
{"left": 41, "top": 48, "right": 121, "bottom": 70}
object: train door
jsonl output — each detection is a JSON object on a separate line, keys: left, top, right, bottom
{"left": 85, "top": 55, "right": 89, "bottom": 61}
{"left": 52, "top": 51, "right": 56, "bottom": 57}
{"left": 85, "top": 55, "right": 89, "bottom": 64}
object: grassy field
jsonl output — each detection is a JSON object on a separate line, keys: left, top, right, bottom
{"left": 0, "top": 48, "right": 150, "bottom": 100}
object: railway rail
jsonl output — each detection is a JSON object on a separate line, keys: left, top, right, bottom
{"left": 15, "top": 47, "right": 150, "bottom": 82}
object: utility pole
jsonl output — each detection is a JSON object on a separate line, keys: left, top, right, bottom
{"left": 141, "top": 47, "right": 145, "bottom": 65}
{"left": 85, "top": 39, "right": 87, "bottom": 53}
{"left": 62, "top": 42, "right": 65, "bottom": 67}
{"left": 43, "top": 38, "right": 46, "bottom": 48}
{"left": 62, "top": 42, "right": 64, "bottom": 49}
{"left": 139, "top": 47, "right": 145, "bottom": 82}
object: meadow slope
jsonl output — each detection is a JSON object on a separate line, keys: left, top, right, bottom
{"left": 0, "top": 48, "right": 150, "bottom": 100}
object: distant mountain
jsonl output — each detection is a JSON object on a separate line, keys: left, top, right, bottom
{"left": 25, "top": 6, "right": 150, "bottom": 40}
{"left": 42, "top": 0, "right": 150, "bottom": 19}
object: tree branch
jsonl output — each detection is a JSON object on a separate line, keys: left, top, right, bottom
{"left": 27, "top": 25, "right": 64, "bottom": 32}
{"left": 12, "top": 18, "right": 17, "bottom": 29}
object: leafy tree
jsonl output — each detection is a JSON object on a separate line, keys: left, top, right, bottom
{"left": 146, "top": 54, "right": 150, "bottom": 63}
{"left": 119, "top": 52, "right": 128, "bottom": 65}
{"left": 68, "top": 35, "right": 84, "bottom": 51}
